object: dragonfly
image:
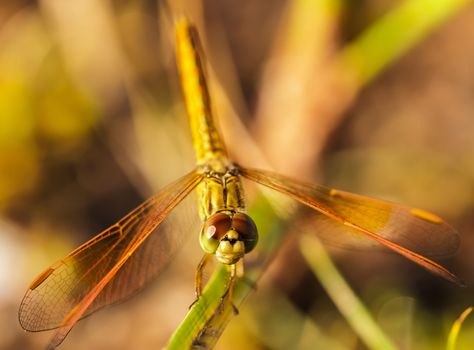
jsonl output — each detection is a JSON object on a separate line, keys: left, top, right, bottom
{"left": 19, "top": 18, "right": 461, "bottom": 349}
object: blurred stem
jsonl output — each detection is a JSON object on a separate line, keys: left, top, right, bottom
{"left": 255, "top": 0, "right": 341, "bottom": 173}
{"left": 446, "top": 307, "right": 472, "bottom": 350}
{"left": 299, "top": 234, "right": 398, "bottom": 350}
{"left": 246, "top": 287, "right": 348, "bottom": 350}
{"left": 338, "top": 0, "right": 472, "bottom": 85}
{"left": 256, "top": 0, "right": 472, "bottom": 175}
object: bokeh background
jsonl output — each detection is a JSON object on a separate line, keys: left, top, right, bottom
{"left": 1, "top": 0, "right": 474, "bottom": 349}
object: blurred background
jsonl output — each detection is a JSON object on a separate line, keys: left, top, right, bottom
{"left": 1, "top": 0, "right": 474, "bottom": 349}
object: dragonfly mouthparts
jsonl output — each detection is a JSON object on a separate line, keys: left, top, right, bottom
{"left": 216, "top": 231, "right": 246, "bottom": 265}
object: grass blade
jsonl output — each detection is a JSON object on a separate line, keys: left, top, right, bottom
{"left": 299, "top": 234, "right": 398, "bottom": 350}
{"left": 446, "top": 306, "right": 473, "bottom": 350}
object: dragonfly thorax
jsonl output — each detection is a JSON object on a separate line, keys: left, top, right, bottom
{"left": 197, "top": 168, "right": 244, "bottom": 219}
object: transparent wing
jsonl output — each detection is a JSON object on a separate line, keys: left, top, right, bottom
{"left": 19, "top": 170, "right": 203, "bottom": 345}
{"left": 240, "top": 167, "right": 461, "bottom": 284}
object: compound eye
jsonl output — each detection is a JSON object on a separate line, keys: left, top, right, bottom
{"left": 204, "top": 213, "right": 232, "bottom": 240}
{"left": 232, "top": 213, "right": 258, "bottom": 253}
{"left": 200, "top": 213, "right": 232, "bottom": 253}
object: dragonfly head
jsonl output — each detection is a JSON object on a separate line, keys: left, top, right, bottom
{"left": 200, "top": 212, "right": 258, "bottom": 265}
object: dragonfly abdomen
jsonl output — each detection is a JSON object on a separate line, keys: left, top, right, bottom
{"left": 175, "top": 18, "right": 227, "bottom": 165}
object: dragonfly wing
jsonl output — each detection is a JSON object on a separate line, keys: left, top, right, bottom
{"left": 19, "top": 170, "right": 203, "bottom": 340}
{"left": 240, "top": 167, "right": 461, "bottom": 284}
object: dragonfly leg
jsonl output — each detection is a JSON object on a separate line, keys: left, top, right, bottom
{"left": 189, "top": 254, "right": 212, "bottom": 309}
{"left": 220, "top": 263, "right": 239, "bottom": 315}
{"left": 195, "top": 253, "right": 212, "bottom": 298}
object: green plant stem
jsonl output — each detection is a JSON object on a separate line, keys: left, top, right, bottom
{"left": 299, "top": 234, "right": 399, "bottom": 350}
{"left": 337, "top": 0, "right": 472, "bottom": 85}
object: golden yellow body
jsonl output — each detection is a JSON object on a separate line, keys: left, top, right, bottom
{"left": 175, "top": 18, "right": 257, "bottom": 276}
{"left": 175, "top": 19, "right": 227, "bottom": 168}
{"left": 175, "top": 18, "right": 247, "bottom": 222}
